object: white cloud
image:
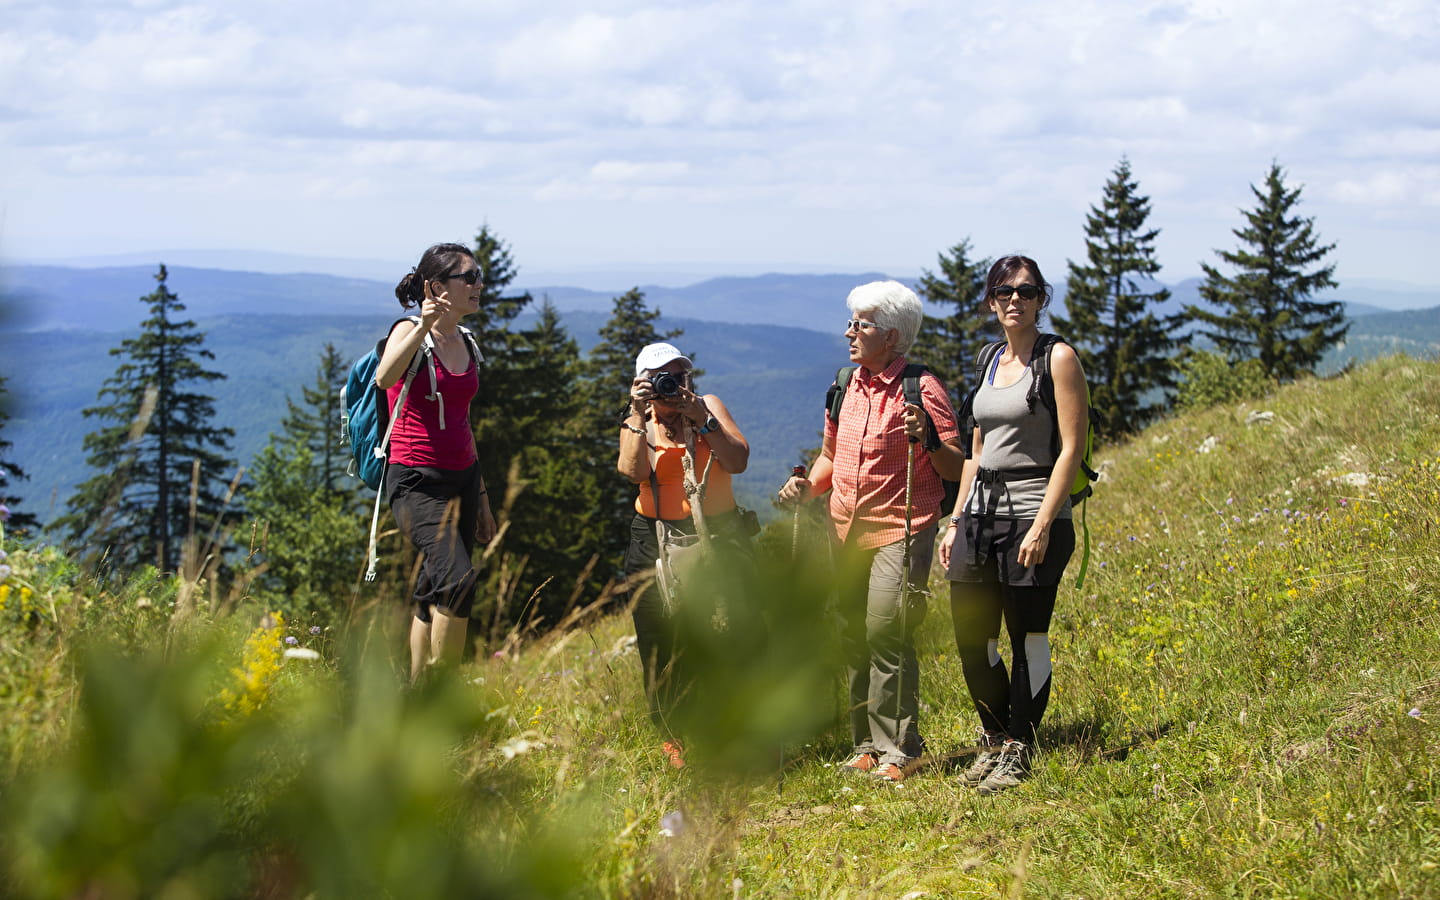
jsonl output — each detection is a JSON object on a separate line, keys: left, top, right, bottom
{"left": 2, "top": 0, "right": 1438, "bottom": 283}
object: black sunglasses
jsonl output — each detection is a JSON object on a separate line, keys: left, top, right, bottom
{"left": 440, "top": 268, "right": 481, "bottom": 286}
{"left": 991, "top": 284, "right": 1041, "bottom": 302}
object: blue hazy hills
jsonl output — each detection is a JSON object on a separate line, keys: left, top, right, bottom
{"left": 1, "top": 264, "right": 1437, "bottom": 525}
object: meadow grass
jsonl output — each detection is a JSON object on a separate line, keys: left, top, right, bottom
{"left": 1, "top": 355, "right": 1438, "bottom": 898}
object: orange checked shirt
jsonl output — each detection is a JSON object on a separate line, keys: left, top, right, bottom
{"left": 825, "top": 356, "right": 960, "bottom": 549}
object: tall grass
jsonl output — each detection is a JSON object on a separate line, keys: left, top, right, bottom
{"left": 1, "top": 355, "right": 1438, "bottom": 898}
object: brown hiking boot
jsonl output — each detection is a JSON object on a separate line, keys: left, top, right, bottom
{"left": 840, "top": 751, "right": 879, "bottom": 776}
{"left": 662, "top": 740, "right": 686, "bottom": 769}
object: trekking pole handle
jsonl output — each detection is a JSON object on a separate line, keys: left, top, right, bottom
{"left": 790, "top": 465, "right": 806, "bottom": 559}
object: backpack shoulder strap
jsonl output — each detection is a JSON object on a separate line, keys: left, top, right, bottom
{"left": 1029, "top": 333, "right": 1070, "bottom": 458}
{"left": 973, "top": 341, "right": 1005, "bottom": 390}
{"left": 900, "top": 363, "right": 942, "bottom": 451}
{"left": 826, "top": 366, "right": 857, "bottom": 423}
{"left": 457, "top": 324, "right": 485, "bottom": 365}
{"left": 1030, "top": 333, "right": 1065, "bottom": 413}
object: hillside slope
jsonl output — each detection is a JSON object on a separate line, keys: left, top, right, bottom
{"left": 464, "top": 354, "right": 1440, "bottom": 897}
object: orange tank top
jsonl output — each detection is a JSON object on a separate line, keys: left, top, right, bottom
{"left": 635, "top": 430, "right": 736, "bottom": 520}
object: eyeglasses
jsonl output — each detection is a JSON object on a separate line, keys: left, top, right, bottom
{"left": 441, "top": 269, "right": 482, "bottom": 286}
{"left": 991, "top": 284, "right": 1041, "bottom": 302}
{"left": 844, "top": 318, "right": 885, "bottom": 332}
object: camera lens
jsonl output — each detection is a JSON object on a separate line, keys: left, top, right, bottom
{"left": 651, "top": 372, "right": 681, "bottom": 397}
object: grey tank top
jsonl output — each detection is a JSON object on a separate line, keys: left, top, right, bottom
{"left": 965, "top": 352, "right": 1071, "bottom": 520}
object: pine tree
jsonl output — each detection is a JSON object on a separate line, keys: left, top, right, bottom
{"left": 910, "top": 238, "right": 994, "bottom": 406}
{"left": 244, "top": 346, "right": 366, "bottom": 615}
{"left": 1053, "top": 157, "right": 1181, "bottom": 439}
{"left": 1188, "top": 161, "right": 1344, "bottom": 381}
{"left": 0, "top": 376, "right": 40, "bottom": 532}
{"left": 55, "top": 265, "right": 236, "bottom": 573}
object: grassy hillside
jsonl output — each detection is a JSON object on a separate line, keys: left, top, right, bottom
{"left": 1, "top": 354, "right": 1437, "bottom": 897}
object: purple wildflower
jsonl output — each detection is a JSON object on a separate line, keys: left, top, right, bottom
{"left": 285, "top": 636, "right": 298, "bottom": 645}
{"left": 0, "top": 504, "right": 10, "bottom": 522}
{"left": 309, "top": 626, "right": 322, "bottom": 635}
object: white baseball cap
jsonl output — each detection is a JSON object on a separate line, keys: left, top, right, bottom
{"left": 634, "top": 342, "right": 692, "bottom": 376}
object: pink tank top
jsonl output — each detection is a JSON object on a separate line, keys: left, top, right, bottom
{"left": 386, "top": 352, "right": 478, "bottom": 469}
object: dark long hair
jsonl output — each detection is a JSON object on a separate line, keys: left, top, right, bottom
{"left": 394, "top": 243, "right": 476, "bottom": 309}
{"left": 983, "top": 255, "right": 1053, "bottom": 315}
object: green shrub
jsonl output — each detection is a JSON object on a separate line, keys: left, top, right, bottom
{"left": 1173, "top": 348, "right": 1272, "bottom": 411}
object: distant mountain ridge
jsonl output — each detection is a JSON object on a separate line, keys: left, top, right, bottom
{"left": 6, "top": 264, "right": 1436, "bottom": 337}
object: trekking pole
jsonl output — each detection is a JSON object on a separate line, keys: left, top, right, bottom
{"left": 894, "top": 436, "right": 916, "bottom": 760}
{"left": 790, "top": 464, "right": 806, "bottom": 560}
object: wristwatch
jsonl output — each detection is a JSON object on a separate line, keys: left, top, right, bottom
{"left": 698, "top": 415, "right": 720, "bottom": 435}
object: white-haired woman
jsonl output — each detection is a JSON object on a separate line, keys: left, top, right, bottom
{"left": 618, "top": 342, "right": 751, "bottom": 769}
{"left": 778, "top": 281, "right": 966, "bottom": 784}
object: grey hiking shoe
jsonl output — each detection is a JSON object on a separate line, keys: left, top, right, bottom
{"left": 959, "top": 729, "right": 1006, "bottom": 786}
{"left": 976, "top": 740, "right": 1029, "bottom": 795}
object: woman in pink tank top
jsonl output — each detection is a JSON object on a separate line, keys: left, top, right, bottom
{"left": 376, "top": 243, "right": 497, "bottom": 684}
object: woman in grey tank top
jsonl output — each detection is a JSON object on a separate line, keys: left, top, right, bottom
{"left": 936, "top": 255, "right": 1090, "bottom": 794}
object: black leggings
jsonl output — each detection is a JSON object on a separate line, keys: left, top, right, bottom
{"left": 950, "top": 581, "right": 1058, "bottom": 745}
{"left": 386, "top": 462, "right": 481, "bottom": 624}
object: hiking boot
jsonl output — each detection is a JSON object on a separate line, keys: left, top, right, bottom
{"left": 840, "top": 751, "right": 879, "bottom": 776}
{"left": 976, "top": 740, "right": 1029, "bottom": 795}
{"left": 662, "top": 740, "right": 686, "bottom": 769}
{"left": 959, "top": 729, "right": 1006, "bottom": 787}
{"left": 871, "top": 761, "right": 910, "bottom": 784}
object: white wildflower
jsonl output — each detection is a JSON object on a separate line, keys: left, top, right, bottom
{"left": 499, "top": 735, "right": 545, "bottom": 759}
{"left": 1197, "top": 436, "right": 1219, "bottom": 454}
{"left": 283, "top": 647, "right": 320, "bottom": 661}
{"left": 659, "top": 810, "right": 685, "bottom": 837}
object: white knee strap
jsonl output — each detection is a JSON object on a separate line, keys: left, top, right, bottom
{"left": 1024, "top": 633, "right": 1052, "bottom": 698}
{"left": 986, "top": 638, "right": 1001, "bottom": 668}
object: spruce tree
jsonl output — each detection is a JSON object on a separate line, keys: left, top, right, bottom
{"left": 56, "top": 265, "right": 236, "bottom": 573}
{"left": 275, "top": 342, "right": 354, "bottom": 497}
{"left": 463, "top": 224, "right": 536, "bottom": 506}
{"left": 482, "top": 301, "right": 611, "bottom": 632}
{"left": 910, "top": 238, "right": 994, "bottom": 406}
{"left": 1053, "top": 157, "right": 1181, "bottom": 439}
{"left": 1188, "top": 162, "right": 1344, "bottom": 381}
{"left": 0, "top": 376, "right": 40, "bottom": 532}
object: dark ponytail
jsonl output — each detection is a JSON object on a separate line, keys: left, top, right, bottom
{"left": 394, "top": 242, "right": 476, "bottom": 309}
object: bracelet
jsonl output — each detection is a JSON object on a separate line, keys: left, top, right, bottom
{"left": 622, "top": 422, "right": 646, "bottom": 436}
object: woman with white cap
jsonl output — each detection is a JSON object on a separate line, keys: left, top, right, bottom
{"left": 617, "top": 342, "right": 750, "bottom": 768}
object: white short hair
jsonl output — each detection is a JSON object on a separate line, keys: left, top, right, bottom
{"left": 846, "top": 280, "right": 922, "bottom": 353}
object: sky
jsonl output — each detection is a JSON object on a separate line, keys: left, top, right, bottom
{"left": 3, "top": 0, "right": 1439, "bottom": 289}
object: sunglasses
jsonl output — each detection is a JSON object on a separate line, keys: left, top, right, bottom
{"left": 991, "top": 284, "right": 1041, "bottom": 302}
{"left": 440, "top": 268, "right": 482, "bottom": 286}
{"left": 844, "top": 318, "right": 885, "bottom": 332}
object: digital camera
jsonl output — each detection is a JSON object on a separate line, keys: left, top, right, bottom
{"left": 649, "top": 371, "right": 685, "bottom": 398}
